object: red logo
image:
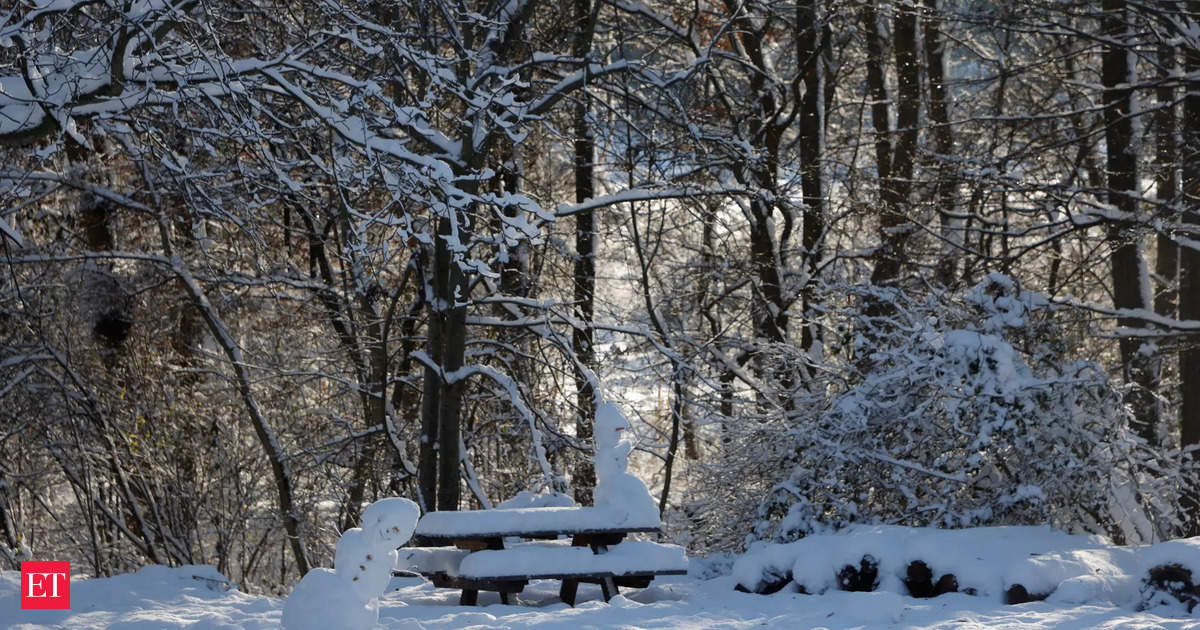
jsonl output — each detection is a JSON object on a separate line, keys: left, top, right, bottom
{"left": 20, "top": 561, "right": 70, "bottom": 609}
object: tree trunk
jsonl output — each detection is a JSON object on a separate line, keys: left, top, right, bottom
{"left": 1102, "top": 0, "right": 1160, "bottom": 445}
{"left": 863, "top": 1, "right": 892, "bottom": 187}
{"left": 433, "top": 215, "right": 466, "bottom": 512}
{"left": 1155, "top": 42, "right": 1179, "bottom": 320}
{"left": 925, "top": 0, "right": 960, "bottom": 287}
{"left": 870, "top": 0, "right": 920, "bottom": 286}
{"left": 571, "top": 0, "right": 598, "bottom": 505}
{"left": 797, "top": 0, "right": 825, "bottom": 353}
{"left": 418, "top": 251, "right": 443, "bottom": 513}
{"left": 747, "top": 80, "right": 787, "bottom": 345}
{"left": 436, "top": 294, "right": 466, "bottom": 512}
{"left": 341, "top": 296, "right": 389, "bottom": 531}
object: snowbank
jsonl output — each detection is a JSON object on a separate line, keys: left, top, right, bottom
{"left": 6, "top": 534, "right": 1200, "bottom": 630}
{"left": 0, "top": 565, "right": 280, "bottom": 629}
{"left": 732, "top": 524, "right": 1200, "bottom": 612}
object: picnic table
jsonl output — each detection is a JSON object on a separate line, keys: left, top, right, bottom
{"left": 398, "top": 506, "right": 687, "bottom": 606}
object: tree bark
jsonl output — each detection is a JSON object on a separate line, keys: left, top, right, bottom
{"left": 1102, "top": 0, "right": 1160, "bottom": 445}
{"left": 418, "top": 248, "right": 443, "bottom": 513}
{"left": 925, "top": 0, "right": 960, "bottom": 287}
{"left": 571, "top": 0, "right": 598, "bottom": 506}
{"left": 870, "top": 0, "right": 920, "bottom": 286}
{"left": 1155, "top": 42, "right": 1179, "bottom": 320}
{"left": 433, "top": 215, "right": 467, "bottom": 512}
{"left": 863, "top": 1, "right": 892, "bottom": 187}
{"left": 797, "top": 0, "right": 825, "bottom": 354}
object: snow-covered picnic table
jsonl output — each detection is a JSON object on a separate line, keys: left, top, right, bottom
{"left": 400, "top": 506, "right": 687, "bottom": 606}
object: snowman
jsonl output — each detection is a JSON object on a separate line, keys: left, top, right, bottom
{"left": 592, "top": 402, "right": 659, "bottom": 524}
{"left": 282, "top": 497, "right": 420, "bottom": 630}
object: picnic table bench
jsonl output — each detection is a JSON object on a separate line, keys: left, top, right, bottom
{"left": 397, "top": 506, "right": 687, "bottom": 606}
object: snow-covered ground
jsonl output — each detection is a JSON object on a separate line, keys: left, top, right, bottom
{"left": 4, "top": 566, "right": 1199, "bottom": 630}
{"left": 7, "top": 526, "right": 1200, "bottom": 629}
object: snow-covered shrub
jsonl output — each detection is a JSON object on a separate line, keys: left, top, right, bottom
{"left": 1140, "top": 539, "right": 1200, "bottom": 613}
{"left": 754, "top": 275, "right": 1178, "bottom": 544}
{"left": 672, "top": 338, "right": 836, "bottom": 555}
{"left": 1142, "top": 564, "right": 1200, "bottom": 613}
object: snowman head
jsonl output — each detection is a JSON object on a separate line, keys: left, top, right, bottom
{"left": 594, "top": 402, "right": 633, "bottom": 452}
{"left": 359, "top": 497, "right": 420, "bottom": 549}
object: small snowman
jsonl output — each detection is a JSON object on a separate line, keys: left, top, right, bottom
{"left": 282, "top": 497, "right": 420, "bottom": 630}
{"left": 592, "top": 402, "right": 659, "bottom": 524}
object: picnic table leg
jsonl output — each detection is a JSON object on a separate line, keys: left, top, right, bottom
{"left": 599, "top": 576, "right": 619, "bottom": 602}
{"left": 559, "top": 578, "right": 579, "bottom": 606}
{"left": 460, "top": 588, "right": 479, "bottom": 606}
{"left": 500, "top": 591, "right": 513, "bottom": 605}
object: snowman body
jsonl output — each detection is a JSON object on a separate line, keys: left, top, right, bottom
{"left": 282, "top": 497, "right": 419, "bottom": 630}
{"left": 592, "top": 402, "right": 659, "bottom": 523}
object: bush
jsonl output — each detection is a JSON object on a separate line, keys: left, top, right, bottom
{"left": 754, "top": 275, "right": 1180, "bottom": 544}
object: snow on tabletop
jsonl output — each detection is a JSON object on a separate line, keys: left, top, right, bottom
{"left": 415, "top": 505, "right": 661, "bottom": 538}
{"left": 496, "top": 490, "right": 575, "bottom": 509}
{"left": 456, "top": 541, "right": 687, "bottom": 579}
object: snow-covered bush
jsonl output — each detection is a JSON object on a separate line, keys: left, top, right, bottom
{"left": 754, "top": 275, "right": 1180, "bottom": 545}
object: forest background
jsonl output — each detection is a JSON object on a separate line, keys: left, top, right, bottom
{"left": 1, "top": 0, "right": 1199, "bottom": 595}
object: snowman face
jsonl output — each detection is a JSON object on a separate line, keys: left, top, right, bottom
{"left": 358, "top": 498, "right": 419, "bottom": 549}
{"left": 371, "top": 522, "right": 410, "bottom": 547}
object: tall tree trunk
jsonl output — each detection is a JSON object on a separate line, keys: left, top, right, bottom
{"left": 418, "top": 252, "right": 443, "bottom": 513}
{"left": 871, "top": 0, "right": 920, "bottom": 286}
{"left": 855, "top": 0, "right": 895, "bottom": 367}
{"left": 747, "top": 71, "right": 787, "bottom": 345}
{"left": 433, "top": 215, "right": 467, "bottom": 512}
{"left": 1155, "top": 41, "right": 1179, "bottom": 321}
{"left": 797, "top": 0, "right": 825, "bottom": 354}
{"left": 925, "top": 0, "right": 959, "bottom": 287}
{"left": 1102, "top": 0, "right": 1160, "bottom": 445}
{"left": 341, "top": 295, "right": 390, "bottom": 531}
{"left": 571, "top": 0, "right": 598, "bottom": 505}
{"left": 863, "top": 1, "right": 892, "bottom": 187}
